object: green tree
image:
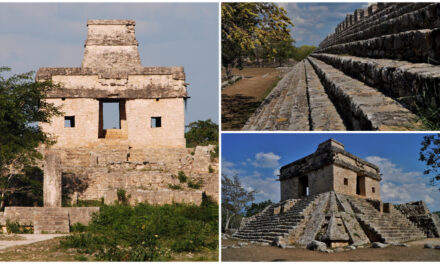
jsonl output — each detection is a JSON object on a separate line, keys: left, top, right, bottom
{"left": 185, "top": 119, "right": 218, "bottom": 148}
{"left": 0, "top": 67, "right": 61, "bottom": 210}
{"left": 221, "top": 174, "right": 256, "bottom": 231}
{"left": 419, "top": 134, "right": 440, "bottom": 190}
{"left": 245, "top": 200, "right": 273, "bottom": 217}
{"left": 291, "top": 45, "right": 316, "bottom": 61}
{"left": 222, "top": 3, "right": 294, "bottom": 78}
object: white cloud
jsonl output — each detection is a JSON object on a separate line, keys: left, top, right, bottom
{"left": 273, "top": 169, "right": 280, "bottom": 177}
{"left": 251, "top": 152, "right": 281, "bottom": 168}
{"left": 315, "top": 23, "right": 324, "bottom": 29}
{"left": 241, "top": 174, "right": 280, "bottom": 203}
{"left": 366, "top": 156, "right": 440, "bottom": 211}
{"left": 221, "top": 159, "right": 243, "bottom": 177}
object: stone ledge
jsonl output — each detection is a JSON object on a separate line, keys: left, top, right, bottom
{"left": 44, "top": 87, "right": 188, "bottom": 99}
{"left": 36, "top": 66, "right": 185, "bottom": 81}
{"left": 87, "top": 19, "right": 135, "bottom": 26}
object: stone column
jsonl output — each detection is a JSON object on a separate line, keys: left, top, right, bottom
{"left": 43, "top": 151, "right": 62, "bottom": 207}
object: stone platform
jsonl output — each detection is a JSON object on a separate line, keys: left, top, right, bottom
{"left": 234, "top": 191, "right": 431, "bottom": 247}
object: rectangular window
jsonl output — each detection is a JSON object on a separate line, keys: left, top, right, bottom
{"left": 64, "top": 116, "right": 75, "bottom": 128}
{"left": 344, "top": 178, "right": 348, "bottom": 185}
{"left": 151, "top": 117, "right": 162, "bottom": 128}
{"left": 103, "top": 102, "right": 121, "bottom": 129}
{"left": 372, "top": 187, "right": 375, "bottom": 193}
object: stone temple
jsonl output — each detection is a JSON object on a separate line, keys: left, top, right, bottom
{"left": 0, "top": 20, "right": 218, "bottom": 234}
{"left": 37, "top": 19, "right": 187, "bottom": 148}
{"left": 233, "top": 139, "right": 440, "bottom": 248}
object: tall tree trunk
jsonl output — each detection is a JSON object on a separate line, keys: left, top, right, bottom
{"left": 225, "top": 213, "right": 235, "bottom": 231}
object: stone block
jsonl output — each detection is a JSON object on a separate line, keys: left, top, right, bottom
{"left": 43, "top": 151, "right": 62, "bottom": 207}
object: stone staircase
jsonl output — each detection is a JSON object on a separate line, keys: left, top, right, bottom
{"left": 242, "top": 3, "right": 440, "bottom": 131}
{"left": 345, "top": 195, "right": 426, "bottom": 243}
{"left": 233, "top": 194, "right": 320, "bottom": 243}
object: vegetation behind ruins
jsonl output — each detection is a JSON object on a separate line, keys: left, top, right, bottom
{"left": 0, "top": 67, "right": 61, "bottom": 210}
{"left": 60, "top": 195, "right": 218, "bottom": 261}
{"left": 185, "top": 119, "right": 218, "bottom": 148}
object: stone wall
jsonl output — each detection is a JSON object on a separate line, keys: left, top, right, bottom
{"left": 43, "top": 145, "right": 218, "bottom": 205}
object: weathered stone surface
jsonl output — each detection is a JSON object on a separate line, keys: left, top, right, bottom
{"left": 307, "top": 240, "right": 327, "bottom": 251}
{"left": 280, "top": 139, "right": 381, "bottom": 200}
{"left": 43, "top": 151, "right": 62, "bottom": 207}
{"left": 372, "top": 242, "right": 388, "bottom": 248}
{"left": 39, "top": 145, "right": 218, "bottom": 205}
{"left": 308, "top": 57, "right": 422, "bottom": 131}
{"left": 395, "top": 200, "right": 440, "bottom": 237}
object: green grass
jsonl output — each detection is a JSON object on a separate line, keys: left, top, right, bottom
{"left": 259, "top": 76, "right": 281, "bottom": 102}
{"left": 60, "top": 196, "right": 218, "bottom": 261}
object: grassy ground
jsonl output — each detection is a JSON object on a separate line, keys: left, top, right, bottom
{"left": 222, "top": 67, "right": 283, "bottom": 131}
{"left": 222, "top": 237, "right": 440, "bottom": 261}
{"left": 0, "top": 237, "right": 218, "bottom": 261}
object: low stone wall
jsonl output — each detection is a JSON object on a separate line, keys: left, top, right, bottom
{"left": 2, "top": 207, "right": 99, "bottom": 227}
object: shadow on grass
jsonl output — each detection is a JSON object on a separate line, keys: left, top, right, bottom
{"left": 222, "top": 94, "right": 261, "bottom": 131}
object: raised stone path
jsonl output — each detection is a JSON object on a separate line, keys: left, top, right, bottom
{"left": 242, "top": 3, "right": 439, "bottom": 131}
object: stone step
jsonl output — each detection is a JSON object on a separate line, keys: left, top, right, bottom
{"left": 307, "top": 57, "right": 422, "bottom": 131}
{"left": 316, "top": 28, "right": 440, "bottom": 64}
{"left": 310, "top": 53, "right": 440, "bottom": 113}
{"left": 304, "top": 59, "right": 346, "bottom": 130}
{"left": 320, "top": 3, "right": 431, "bottom": 48}
{"left": 242, "top": 65, "right": 298, "bottom": 130}
{"left": 321, "top": 3, "right": 437, "bottom": 48}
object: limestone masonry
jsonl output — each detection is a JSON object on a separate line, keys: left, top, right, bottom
{"left": 233, "top": 139, "right": 439, "bottom": 248}
{"left": 243, "top": 3, "right": 440, "bottom": 131}
{"left": 37, "top": 19, "right": 187, "bottom": 148}
{"left": 0, "top": 20, "right": 218, "bottom": 234}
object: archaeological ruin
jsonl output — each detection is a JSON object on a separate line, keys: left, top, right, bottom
{"left": 0, "top": 19, "right": 218, "bottom": 234}
{"left": 243, "top": 3, "right": 440, "bottom": 131}
{"left": 233, "top": 139, "right": 440, "bottom": 248}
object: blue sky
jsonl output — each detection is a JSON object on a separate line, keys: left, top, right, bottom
{"left": 0, "top": 3, "right": 219, "bottom": 126}
{"left": 222, "top": 133, "right": 440, "bottom": 212}
{"left": 278, "top": 3, "right": 368, "bottom": 47}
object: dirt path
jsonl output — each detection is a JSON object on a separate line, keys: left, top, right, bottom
{"left": 0, "top": 234, "right": 66, "bottom": 251}
{"left": 222, "top": 238, "right": 440, "bottom": 261}
{"left": 221, "top": 68, "right": 284, "bottom": 131}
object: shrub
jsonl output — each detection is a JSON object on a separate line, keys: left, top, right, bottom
{"left": 60, "top": 197, "right": 218, "bottom": 261}
{"left": 116, "top": 189, "right": 128, "bottom": 204}
{"left": 210, "top": 145, "right": 219, "bottom": 161}
{"left": 6, "top": 220, "right": 32, "bottom": 234}
{"left": 168, "top": 184, "right": 182, "bottom": 190}
{"left": 187, "top": 179, "right": 203, "bottom": 189}
{"left": 177, "top": 171, "right": 187, "bottom": 183}
{"left": 208, "top": 165, "right": 214, "bottom": 173}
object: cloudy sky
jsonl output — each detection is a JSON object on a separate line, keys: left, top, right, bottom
{"left": 222, "top": 133, "right": 440, "bottom": 212}
{"left": 278, "top": 3, "right": 368, "bottom": 47}
{"left": 0, "top": 3, "right": 219, "bottom": 126}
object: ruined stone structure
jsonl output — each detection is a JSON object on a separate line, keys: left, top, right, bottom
{"left": 33, "top": 20, "right": 218, "bottom": 206}
{"left": 234, "top": 139, "right": 435, "bottom": 248}
{"left": 280, "top": 139, "right": 381, "bottom": 201}
{"left": 0, "top": 20, "right": 218, "bottom": 234}
{"left": 243, "top": 3, "right": 440, "bottom": 131}
{"left": 37, "top": 20, "right": 187, "bottom": 148}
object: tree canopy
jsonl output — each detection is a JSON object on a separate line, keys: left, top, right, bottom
{"left": 419, "top": 134, "right": 440, "bottom": 190}
{"left": 245, "top": 200, "right": 273, "bottom": 217}
{"left": 185, "top": 119, "right": 218, "bottom": 148}
{"left": 221, "top": 174, "right": 256, "bottom": 231}
{"left": 222, "top": 3, "right": 294, "bottom": 76}
{"left": 0, "top": 67, "right": 61, "bottom": 209}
